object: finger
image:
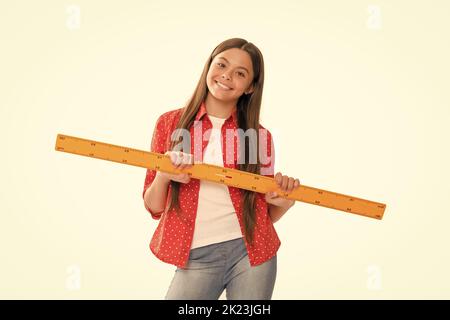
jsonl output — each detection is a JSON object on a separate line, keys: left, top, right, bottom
{"left": 176, "top": 174, "right": 185, "bottom": 183}
{"left": 176, "top": 152, "right": 186, "bottom": 167}
{"left": 281, "top": 175, "right": 289, "bottom": 191}
{"left": 181, "top": 162, "right": 193, "bottom": 170}
{"left": 265, "top": 191, "right": 278, "bottom": 200}
{"left": 175, "top": 152, "right": 183, "bottom": 166}
{"left": 184, "top": 153, "right": 193, "bottom": 165}
{"left": 275, "top": 172, "right": 282, "bottom": 185}
{"left": 170, "top": 152, "right": 181, "bottom": 166}
{"left": 178, "top": 157, "right": 187, "bottom": 169}
{"left": 268, "top": 191, "right": 278, "bottom": 197}
{"left": 172, "top": 173, "right": 184, "bottom": 182}
{"left": 167, "top": 172, "right": 177, "bottom": 180}
{"left": 181, "top": 174, "right": 190, "bottom": 183}
{"left": 169, "top": 152, "right": 176, "bottom": 165}
{"left": 181, "top": 153, "right": 193, "bottom": 167}
{"left": 287, "top": 177, "right": 294, "bottom": 191}
{"left": 294, "top": 179, "right": 300, "bottom": 188}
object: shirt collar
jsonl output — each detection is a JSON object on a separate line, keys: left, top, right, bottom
{"left": 195, "top": 100, "right": 238, "bottom": 126}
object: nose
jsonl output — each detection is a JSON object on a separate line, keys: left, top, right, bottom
{"left": 221, "top": 72, "right": 231, "bottom": 80}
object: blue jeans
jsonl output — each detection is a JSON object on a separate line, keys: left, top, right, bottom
{"left": 165, "top": 237, "right": 277, "bottom": 300}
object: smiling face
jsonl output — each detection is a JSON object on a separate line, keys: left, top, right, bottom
{"left": 206, "top": 48, "right": 255, "bottom": 104}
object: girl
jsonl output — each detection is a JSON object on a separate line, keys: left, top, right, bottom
{"left": 142, "top": 38, "right": 300, "bottom": 300}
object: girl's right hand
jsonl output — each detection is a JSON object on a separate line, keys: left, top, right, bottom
{"left": 157, "top": 151, "right": 194, "bottom": 184}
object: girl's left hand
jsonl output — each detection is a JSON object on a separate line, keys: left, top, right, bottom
{"left": 265, "top": 172, "right": 300, "bottom": 209}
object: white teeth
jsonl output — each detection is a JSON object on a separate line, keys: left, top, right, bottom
{"left": 216, "top": 81, "right": 231, "bottom": 90}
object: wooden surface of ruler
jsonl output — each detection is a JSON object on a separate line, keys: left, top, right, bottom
{"left": 55, "top": 133, "right": 386, "bottom": 220}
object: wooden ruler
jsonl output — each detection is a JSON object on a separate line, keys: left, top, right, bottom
{"left": 55, "top": 133, "right": 386, "bottom": 220}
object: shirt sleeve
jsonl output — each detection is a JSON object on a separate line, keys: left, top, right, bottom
{"left": 260, "top": 128, "right": 275, "bottom": 179}
{"left": 142, "top": 114, "right": 169, "bottom": 220}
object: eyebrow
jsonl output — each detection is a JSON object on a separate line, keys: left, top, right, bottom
{"left": 217, "top": 57, "right": 250, "bottom": 74}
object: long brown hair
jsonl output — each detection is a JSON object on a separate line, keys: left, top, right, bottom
{"left": 167, "top": 38, "right": 265, "bottom": 246}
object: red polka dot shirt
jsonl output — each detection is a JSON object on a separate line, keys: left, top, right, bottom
{"left": 142, "top": 101, "right": 280, "bottom": 268}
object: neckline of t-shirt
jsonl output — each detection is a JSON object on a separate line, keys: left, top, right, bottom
{"left": 207, "top": 114, "right": 227, "bottom": 122}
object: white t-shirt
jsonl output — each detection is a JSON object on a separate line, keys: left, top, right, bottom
{"left": 190, "top": 114, "right": 243, "bottom": 249}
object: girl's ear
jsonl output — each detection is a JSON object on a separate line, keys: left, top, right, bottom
{"left": 245, "top": 84, "right": 254, "bottom": 95}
